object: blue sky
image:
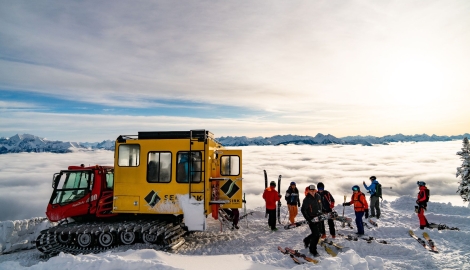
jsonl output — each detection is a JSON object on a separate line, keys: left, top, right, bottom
{"left": 1, "top": 0, "right": 469, "bottom": 142}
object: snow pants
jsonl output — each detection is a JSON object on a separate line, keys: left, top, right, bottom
{"left": 305, "top": 221, "right": 320, "bottom": 254}
{"left": 319, "top": 218, "right": 336, "bottom": 236}
{"left": 370, "top": 196, "right": 381, "bottom": 218}
{"left": 288, "top": 205, "right": 298, "bottom": 224}
{"left": 417, "top": 206, "right": 429, "bottom": 227}
{"left": 266, "top": 208, "right": 277, "bottom": 229}
{"left": 355, "top": 211, "right": 365, "bottom": 234}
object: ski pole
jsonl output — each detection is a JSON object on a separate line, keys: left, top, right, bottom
{"left": 243, "top": 193, "right": 248, "bottom": 228}
{"left": 342, "top": 195, "right": 346, "bottom": 228}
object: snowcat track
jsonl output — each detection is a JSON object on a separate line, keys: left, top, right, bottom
{"left": 35, "top": 220, "right": 186, "bottom": 256}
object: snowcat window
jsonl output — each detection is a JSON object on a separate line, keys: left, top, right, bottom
{"left": 118, "top": 144, "right": 140, "bottom": 167}
{"left": 52, "top": 171, "right": 90, "bottom": 205}
{"left": 106, "top": 172, "right": 114, "bottom": 189}
{"left": 176, "top": 151, "right": 202, "bottom": 183}
{"left": 220, "top": 156, "right": 240, "bottom": 176}
{"left": 147, "top": 152, "right": 172, "bottom": 183}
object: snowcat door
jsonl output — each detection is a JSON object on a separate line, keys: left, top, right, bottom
{"left": 218, "top": 149, "right": 243, "bottom": 209}
{"left": 47, "top": 170, "right": 93, "bottom": 221}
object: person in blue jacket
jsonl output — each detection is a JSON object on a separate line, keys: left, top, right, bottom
{"left": 363, "top": 176, "right": 380, "bottom": 219}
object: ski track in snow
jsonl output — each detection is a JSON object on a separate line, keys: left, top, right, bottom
{"left": 0, "top": 196, "right": 469, "bottom": 269}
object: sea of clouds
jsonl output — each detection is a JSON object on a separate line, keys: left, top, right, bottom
{"left": 0, "top": 141, "right": 467, "bottom": 221}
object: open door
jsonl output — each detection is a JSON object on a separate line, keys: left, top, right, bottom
{"left": 218, "top": 149, "right": 243, "bottom": 208}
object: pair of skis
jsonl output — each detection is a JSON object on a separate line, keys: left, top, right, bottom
{"left": 238, "top": 211, "right": 254, "bottom": 221}
{"left": 318, "top": 239, "right": 344, "bottom": 257}
{"left": 338, "top": 233, "right": 388, "bottom": 244}
{"left": 368, "top": 218, "right": 378, "bottom": 227}
{"left": 362, "top": 236, "right": 388, "bottom": 244}
{"left": 409, "top": 230, "right": 438, "bottom": 253}
{"left": 278, "top": 246, "right": 319, "bottom": 264}
{"left": 264, "top": 170, "right": 282, "bottom": 225}
{"left": 428, "top": 223, "right": 459, "bottom": 231}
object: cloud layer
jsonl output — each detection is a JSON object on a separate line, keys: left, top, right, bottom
{"left": 0, "top": 141, "right": 466, "bottom": 221}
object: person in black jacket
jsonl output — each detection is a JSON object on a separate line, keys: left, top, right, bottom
{"left": 285, "top": 182, "right": 301, "bottom": 225}
{"left": 317, "top": 182, "right": 336, "bottom": 239}
{"left": 301, "top": 184, "right": 323, "bottom": 257}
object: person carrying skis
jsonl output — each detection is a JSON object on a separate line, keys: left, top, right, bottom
{"left": 317, "top": 182, "right": 336, "bottom": 239}
{"left": 263, "top": 181, "right": 281, "bottom": 231}
{"left": 301, "top": 184, "right": 323, "bottom": 257}
{"left": 363, "top": 176, "right": 381, "bottom": 219}
{"left": 416, "top": 181, "right": 431, "bottom": 229}
{"left": 343, "top": 185, "right": 369, "bottom": 235}
{"left": 285, "top": 182, "right": 301, "bottom": 225}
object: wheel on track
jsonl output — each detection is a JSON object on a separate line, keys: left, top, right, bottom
{"left": 142, "top": 232, "right": 158, "bottom": 244}
{"left": 57, "top": 233, "right": 72, "bottom": 244}
{"left": 98, "top": 232, "right": 114, "bottom": 247}
{"left": 77, "top": 233, "right": 94, "bottom": 248}
{"left": 120, "top": 231, "right": 136, "bottom": 245}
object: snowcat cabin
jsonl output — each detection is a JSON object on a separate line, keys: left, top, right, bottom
{"left": 46, "top": 165, "right": 115, "bottom": 222}
{"left": 113, "top": 130, "right": 243, "bottom": 229}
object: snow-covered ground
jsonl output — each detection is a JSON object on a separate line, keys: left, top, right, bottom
{"left": 1, "top": 196, "right": 469, "bottom": 269}
{"left": 1, "top": 141, "right": 469, "bottom": 269}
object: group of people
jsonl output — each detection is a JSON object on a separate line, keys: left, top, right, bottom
{"left": 262, "top": 176, "right": 384, "bottom": 256}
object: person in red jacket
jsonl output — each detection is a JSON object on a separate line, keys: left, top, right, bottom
{"left": 416, "top": 181, "right": 431, "bottom": 229}
{"left": 263, "top": 181, "right": 281, "bottom": 231}
{"left": 343, "top": 185, "right": 369, "bottom": 235}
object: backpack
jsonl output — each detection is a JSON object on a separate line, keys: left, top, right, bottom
{"left": 424, "top": 188, "right": 430, "bottom": 202}
{"left": 375, "top": 183, "right": 382, "bottom": 199}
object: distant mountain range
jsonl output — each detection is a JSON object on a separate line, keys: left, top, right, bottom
{"left": 0, "top": 133, "right": 469, "bottom": 154}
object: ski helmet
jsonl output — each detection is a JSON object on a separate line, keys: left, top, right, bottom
{"left": 308, "top": 184, "right": 316, "bottom": 190}
{"left": 317, "top": 182, "right": 324, "bottom": 190}
{"left": 270, "top": 181, "right": 276, "bottom": 187}
{"left": 417, "top": 181, "right": 426, "bottom": 186}
{"left": 352, "top": 185, "right": 360, "bottom": 191}
{"left": 290, "top": 182, "right": 296, "bottom": 186}
{"left": 369, "top": 176, "right": 376, "bottom": 180}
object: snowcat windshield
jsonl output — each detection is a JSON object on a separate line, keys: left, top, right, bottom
{"left": 51, "top": 170, "right": 92, "bottom": 205}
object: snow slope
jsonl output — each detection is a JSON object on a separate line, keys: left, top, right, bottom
{"left": 0, "top": 196, "right": 469, "bottom": 270}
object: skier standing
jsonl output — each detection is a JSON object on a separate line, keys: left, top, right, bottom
{"left": 301, "top": 184, "right": 323, "bottom": 257}
{"left": 343, "top": 185, "right": 369, "bottom": 235}
{"left": 317, "top": 182, "right": 336, "bottom": 239}
{"left": 285, "top": 182, "right": 301, "bottom": 225}
{"left": 416, "top": 181, "right": 431, "bottom": 229}
{"left": 363, "top": 176, "right": 381, "bottom": 219}
{"left": 263, "top": 181, "right": 281, "bottom": 231}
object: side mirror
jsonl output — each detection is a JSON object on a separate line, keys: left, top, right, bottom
{"left": 52, "top": 173, "right": 60, "bottom": 189}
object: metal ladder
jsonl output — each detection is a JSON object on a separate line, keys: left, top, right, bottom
{"left": 188, "top": 130, "right": 206, "bottom": 200}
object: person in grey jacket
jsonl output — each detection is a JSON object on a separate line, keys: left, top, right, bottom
{"left": 301, "top": 184, "right": 323, "bottom": 257}
{"left": 363, "top": 176, "right": 381, "bottom": 219}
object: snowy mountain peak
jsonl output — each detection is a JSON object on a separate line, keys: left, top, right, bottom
{"left": 1, "top": 133, "right": 469, "bottom": 154}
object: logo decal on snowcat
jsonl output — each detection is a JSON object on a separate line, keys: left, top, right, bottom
{"left": 144, "top": 190, "right": 161, "bottom": 207}
{"left": 220, "top": 179, "right": 239, "bottom": 198}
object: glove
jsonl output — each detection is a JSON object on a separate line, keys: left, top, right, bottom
{"left": 330, "top": 202, "right": 335, "bottom": 209}
{"left": 343, "top": 202, "right": 351, "bottom": 206}
{"left": 416, "top": 200, "right": 419, "bottom": 204}
{"left": 278, "top": 194, "right": 282, "bottom": 198}
{"left": 298, "top": 202, "right": 301, "bottom": 207}
{"left": 365, "top": 209, "right": 369, "bottom": 219}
